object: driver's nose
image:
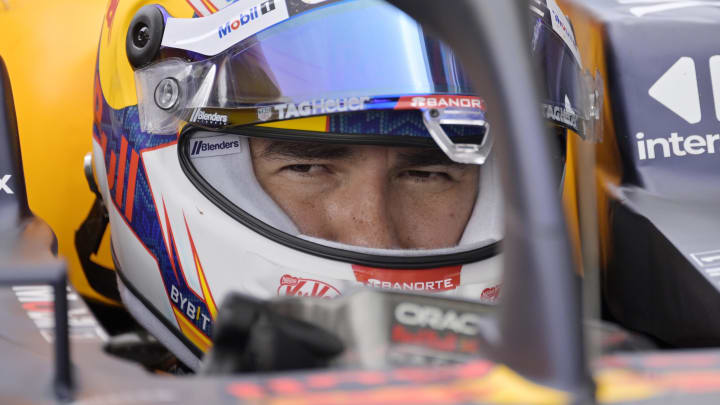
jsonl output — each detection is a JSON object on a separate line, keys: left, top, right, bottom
{"left": 323, "top": 168, "right": 402, "bottom": 249}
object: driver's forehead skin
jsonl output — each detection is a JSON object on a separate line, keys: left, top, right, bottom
{"left": 249, "top": 138, "right": 480, "bottom": 249}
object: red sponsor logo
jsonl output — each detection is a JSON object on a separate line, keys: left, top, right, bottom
{"left": 391, "top": 324, "right": 480, "bottom": 354}
{"left": 226, "top": 361, "right": 494, "bottom": 400}
{"left": 352, "top": 265, "right": 461, "bottom": 292}
{"left": 394, "top": 95, "right": 485, "bottom": 110}
{"left": 480, "top": 285, "right": 500, "bottom": 303}
{"left": 277, "top": 274, "right": 341, "bottom": 298}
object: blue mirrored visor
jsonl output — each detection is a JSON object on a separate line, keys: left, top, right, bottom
{"left": 208, "top": 0, "right": 477, "bottom": 106}
{"left": 136, "top": 0, "right": 493, "bottom": 163}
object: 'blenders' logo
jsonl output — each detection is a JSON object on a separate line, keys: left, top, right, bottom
{"left": 218, "top": 0, "right": 277, "bottom": 39}
{"left": 190, "top": 109, "right": 229, "bottom": 126}
{"left": 189, "top": 135, "right": 242, "bottom": 158}
{"left": 190, "top": 139, "right": 240, "bottom": 156}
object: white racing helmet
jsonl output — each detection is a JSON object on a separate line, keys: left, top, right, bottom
{"left": 89, "top": 0, "right": 597, "bottom": 368}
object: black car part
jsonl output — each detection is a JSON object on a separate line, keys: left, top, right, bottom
{"left": 0, "top": 55, "right": 73, "bottom": 401}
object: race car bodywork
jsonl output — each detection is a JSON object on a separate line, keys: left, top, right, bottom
{"left": 3, "top": 0, "right": 720, "bottom": 404}
{"left": 559, "top": 0, "right": 720, "bottom": 347}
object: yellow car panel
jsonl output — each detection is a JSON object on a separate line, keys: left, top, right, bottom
{"left": 1, "top": 0, "right": 115, "bottom": 303}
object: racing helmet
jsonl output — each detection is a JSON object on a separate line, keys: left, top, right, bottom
{"left": 530, "top": 0, "right": 603, "bottom": 176}
{"left": 88, "top": 0, "right": 599, "bottom": 368}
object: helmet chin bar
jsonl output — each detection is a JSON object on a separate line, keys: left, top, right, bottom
{"left": 422, "top": 107, "right": 492, "bottom": 165}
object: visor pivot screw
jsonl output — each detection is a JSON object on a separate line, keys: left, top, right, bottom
{"left": 154, "top": 78, "right": 180, "bottom": 110}
{"left": 430, "top": 109, "right": 440, "bottom": 118}
{"left": 133, "top": 25, "right": 150, "bottom": 48}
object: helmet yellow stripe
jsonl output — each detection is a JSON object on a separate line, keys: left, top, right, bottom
{"left": 258, "top": 116, "right": 328, "bottom": 132}
{"left": 173, "top": 307, "right": 212, "bottom": 352}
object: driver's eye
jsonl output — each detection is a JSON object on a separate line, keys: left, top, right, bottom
{"left": 406, "top": 170, "right": 432, "bottom": 179}
{"left": 401, "top": 170, "right": 452, "bottom": 181}
{"left": 287, "top": 164, "right": 313, "bottom": 173}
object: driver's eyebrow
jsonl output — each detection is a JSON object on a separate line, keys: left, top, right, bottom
{"left": 259, "top": 141, "right": 354, "bottom": 160}
{"left": 396, "top": 148, "right": 465, "bottom": 168}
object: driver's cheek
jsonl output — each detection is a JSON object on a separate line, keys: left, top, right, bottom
{"left": 297, "top": 181, "right": 473, "bottom": 249}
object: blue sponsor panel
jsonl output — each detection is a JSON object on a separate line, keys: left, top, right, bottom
{"left": 328, "top": 110, "right": 485, "bottom": 139}
{"left": 95, "top": 85, "right": 215, "bottom": 341}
